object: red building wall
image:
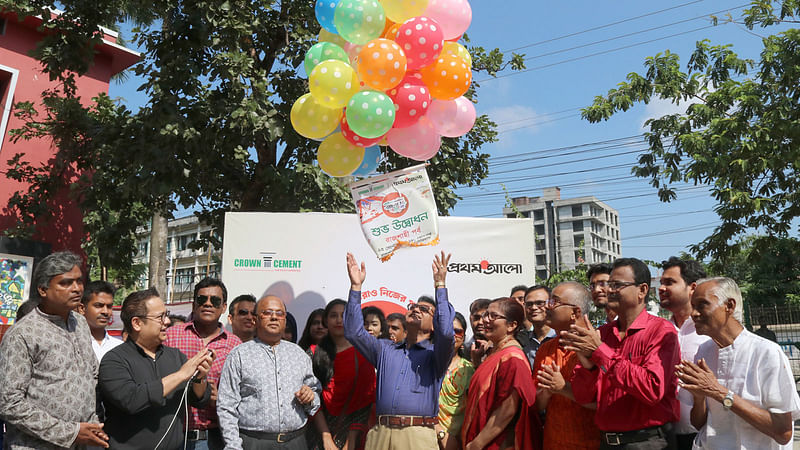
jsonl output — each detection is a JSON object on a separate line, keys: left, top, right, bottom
{"left": 0, "top": 12, "right": 139, "bottom": 253}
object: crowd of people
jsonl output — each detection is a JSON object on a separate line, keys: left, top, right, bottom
{"left": 0, "top": 250, "right": 799, "bottom": 450}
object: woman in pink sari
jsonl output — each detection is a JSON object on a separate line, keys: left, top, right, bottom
{"left": 461, "top": 298, "right": 542, "bottom": 450}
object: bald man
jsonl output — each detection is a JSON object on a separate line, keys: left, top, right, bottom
{"left": 217, "top": 296, "right": 322, "bottom": 449}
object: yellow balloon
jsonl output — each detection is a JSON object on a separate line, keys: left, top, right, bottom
{"left": 291, "top": 93, "right": 342, "bottom": 139}
{"left": 443, "top": 41, "right": 472, "bottom": 68}
{"left": 309, "top": 60, "right": 361, "bottom": 108}
{"left": 379, "top": 0, "right": 428, "bottom": 23}
{"left": 319, "top": 29, "right": 348, "bottom": 49}
{"left": 318, "top": 132, "right": 365, "bottom": 177}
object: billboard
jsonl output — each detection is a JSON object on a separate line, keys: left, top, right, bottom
{"left": 0, "top": 253, "right": 34, "bottom": 325}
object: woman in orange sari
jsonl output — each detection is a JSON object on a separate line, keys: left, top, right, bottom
{"left": 461, "top": 298, "right": 542, "bottom": 450}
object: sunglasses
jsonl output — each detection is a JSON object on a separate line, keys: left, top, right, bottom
{"left": 237, "top": 309, "right": 256, "bottom": 317}
{"left": 195, "top": 295, "right": 223, "bottom": 308}
{"left": 453, "top": 327, "right": 465, "bottom": 336}
{"left": 407, "top": 303, "right": 433, "bottom": 315}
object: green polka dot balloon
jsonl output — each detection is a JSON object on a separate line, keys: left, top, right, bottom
{"left": 345, "top": 90, "right": 396, "bottom": 138}
{"left": 334, "top": 0, "right": 386, "bottom": 45}
{"left": 304, "top": 42, "right": 349, "bottom": 76}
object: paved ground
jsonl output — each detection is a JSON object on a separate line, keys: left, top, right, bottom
{"left": 795, "top": 421, "right": 800, "bottom": 450}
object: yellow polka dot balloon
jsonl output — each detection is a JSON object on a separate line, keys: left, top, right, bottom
{"left": 309, "top": 60, "right": 361, "bottom": 108}
{"left": 318, "top": 132, "right": 365, "bottom": 177}
{"left": 418, "top": 52, "right": 472, "bottom": 100}
{"left": 357, "top": 38, "right": 407, "bottom": 90}
{"left": 290, "top": 93, "right": 342, "bottom": 139}
{"left": 379, "top": 0, "right": 428, "bottom": 23}
{"left": 442, "top": 41, "right": 472, "bottom": 68}
{"left": 318, "top": 28, "right": 348, "bottom": 49}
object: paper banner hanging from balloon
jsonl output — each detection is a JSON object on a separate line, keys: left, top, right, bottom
{"left": 318, "top": 132, "right": 366, "bottom": 177}
{"left": 426, "top": 96, "right": 476, "bottom": 137}
{"left": 352, "top": 145, "right": 382, "bottom": 176}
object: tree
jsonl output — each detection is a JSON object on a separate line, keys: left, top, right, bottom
{"left": 1, "top": 0, "right": 524, "bottom": 283}
{"left": 582, "top": 0, "right": 800, "bottom": 260}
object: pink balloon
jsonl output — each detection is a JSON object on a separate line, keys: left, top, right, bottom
{"left": 344, "top": 42, "right": 364, "bottom": 66}
{"left": 387, "top": 73, "right": 432, "bottom": 128}
{"left": 395, "top": 17, "right": 444, "bottom": 70}
{"left": 426, "top": 96, "right": 476, "bottom": 137}
{"left": 424, "top": 0, "right": 472, "bottom": 41}
{"left": 341, "top": 113, "right": 385, "bottom": 148}
{"left": 387, "top": 116, "right": 441, "bottom": 161}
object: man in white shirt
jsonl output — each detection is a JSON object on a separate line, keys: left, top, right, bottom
{"left": 658, "top": 256, "right": 711, "bottom": 449}
{"left": 676, "top": 277, "right": 800, "bottom": 449}
{"left": 78, "top": 280, "right": 123, "bottom": 362}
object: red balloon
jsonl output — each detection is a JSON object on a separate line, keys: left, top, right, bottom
{"left": 341, "top": 113, "right": 386, "bottom": 147}
{"left": 387, "top": 73, "right": 432, "bottom": 128}
{"left": 395, "top": 17, "right": 444, "bottom": 70}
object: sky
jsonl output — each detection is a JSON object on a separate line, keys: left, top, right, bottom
{"left": 107, "top": 0, "right": 790, "bottom": 266}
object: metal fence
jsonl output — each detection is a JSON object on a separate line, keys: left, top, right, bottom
{"left": 747, "top": 304, "right": 800, "bottom": 385}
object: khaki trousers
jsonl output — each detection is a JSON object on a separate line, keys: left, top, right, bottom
{"left": 365, "top": 424, "right": 438, "bottom": 450}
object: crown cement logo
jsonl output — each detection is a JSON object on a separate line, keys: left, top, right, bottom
{"left": 233, "top": 252, "right": 303, "bottom": 271}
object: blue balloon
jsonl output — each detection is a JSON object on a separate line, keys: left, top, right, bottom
{"left": 353, "top": 146, "right": 382, "bottom": 176}
{"left": 315, "top": 0, "right": 341, "bottom": 34}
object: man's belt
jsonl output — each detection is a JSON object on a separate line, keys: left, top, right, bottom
{"left": 602, "top": 425, "right": 666, "bottom": 446}
{"left": 378, "top": 415, "right": 439, "bottom": 428}
{"left": 239, "top": 426, "right": 305, "bottom": 443}
{"left": 186, "top": 429, "right": 208, "bottom": 441}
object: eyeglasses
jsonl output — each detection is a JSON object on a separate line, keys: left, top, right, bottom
{"left": 453, "top": 328, "right": 465, "bottom": 336}
{"left": 259, "top": 309, "right": 286, "bottom": 318}
{"left": 140, "top": 311, "right": 170, "bottom": 323}
{"left": 524, "top": 300, "right": 547, "bottom": 308}
{"left": 546, "top": 299, "right": 574, "bottom": 309}
{"left": 607, "top": 281, "right": 639, "bottom": 291}
{"left": 481, "top": 311, "right": 506, "bottom": 322}
{"left": 195, "top": 295, "right": 223, "bottom": 308}
{"left": 237, "top": 309, "right": 256, "bottom": 317}
{"left": 589, "top": 280, "right": 609, "bottom": 290}
{"left": 407, "top": 303, "right": 434, "bottom": 315}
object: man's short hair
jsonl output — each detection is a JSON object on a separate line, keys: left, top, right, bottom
{"left": 32, "top": 251, "right": 82, "bottom": 299}
{"left": 469, "top": 298, "right": 491, "bottom": 314}
{"left": 386, "top": 312, "right": 406, "bottom": 325}
{"left": 81, "top": 280, "right": 116, "bottom": 305}
{"left": 510, "top": 285, "right": 528, "bottom": 295}
{"left": 555, "top": 281, "right": 593, "bottom": 316}
{"left": 696, "top": 277, "right": 744, "bottom": 321}
{"left": 418, "top": 295, "right": 436, "bottom": 308}
{"left": 661, "top": 256, "right": 707, "bottom": 285}
{"left": 121, "top": 287, "right": 160, "bottom": 334}
{"left": 229, "top": 294, "right": 256, "bottom": 315}
{"left": 587, "top": 263, "right": 612, "bottom": 280}
{"left": 525, "top": 284, "right": 551, "bottom": 297}
{"left": 612, "top": 258, "right": 651, "bottom": 295}
{"left": 193, "top": 277, "right": 228, "bottom": 303}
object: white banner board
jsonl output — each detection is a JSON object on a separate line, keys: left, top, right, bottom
{"left": 221, "top": 212, "right": 535, "bottom": 337}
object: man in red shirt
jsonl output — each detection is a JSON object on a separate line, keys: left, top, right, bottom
{"left": 164, "top": 277, "right": 242, "bottom": 449}
{"left": 562, "top": 257, "right": 680, "bottom": 449}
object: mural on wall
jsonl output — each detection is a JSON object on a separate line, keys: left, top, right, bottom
{"left": 0, "top": 253, "right": 34, "bottom": 325}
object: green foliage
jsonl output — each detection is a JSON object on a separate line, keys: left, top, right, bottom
{"left": 582, "top": 0, "right": 800, "bottom": 260}
{"left": 0, "top": 0, "right": 524, "bottom": 281}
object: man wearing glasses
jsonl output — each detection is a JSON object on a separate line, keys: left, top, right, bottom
{"left": 344, "top": 251, "right": 455, "bottom": 449}
{"left": 563, "top": 258, "right": 680, "bottom": 449}
{"left": 217, "top": 295, "right": 321, "bottom": 449}
{"left": 521, "top": 285, "right": 556, "bottom": 368}
{"left": 165, "top": 277, "right": 242, "bottom": 449}
{"left": 99, "top": 288, "right": 213, "bottom": 449}
{"left": 227, "top": 294, "right": 257, "bottom": 343}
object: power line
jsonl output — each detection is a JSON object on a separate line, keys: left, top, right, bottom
{"left": 488, "top": 140, "right": 644, "bottom": 168}
{"left": 502, "top": 0, "right": 705, "bottom": 52}
{"left": 623, "top": 220, "right": 720, "bottom": 240}
{"left": 489, "top": 147, "right": 647, "bottom": 176}
{"left": 493, "top": 106, "right": 583, "bottom": 127}
{"left": 490, "top": 134, "right": 645, "bottom": 161}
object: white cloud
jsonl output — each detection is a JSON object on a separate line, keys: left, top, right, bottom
{"left": 639, "top": 96, "right": 692, "bottom": 131}
{"left": 485, "top": 104, "right": 541, "bottom": 150}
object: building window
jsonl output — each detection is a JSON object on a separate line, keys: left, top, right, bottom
{"left": 571, "top": 205, "right": 582, "bottom": 217}
{"left": 137, "top": 240, "right": 149, "bottom": 257}
{"left": 533, "top": 209, "right": 544, "bottom": 221}
{"left": 536, "top": 255, "right": 546, "bottom": 265}
{"left": 0, "top": 64, "right": 20, "bottom": 154}
{"left": 535, "top": 238, "right": 546, "bottom": 251}
{"left": 0, "top": 18, "right": 6, "bottom": 35}
{"left": 535, "top": 224, "right": 545, "bottom": 236}
{"left": 573, "top": 234, "right": 583, "bottom": 248}
{"left": 572, "top": 220, "right": 583, "bottom": 232}
{"left": 537, "top": 269, "right": 548, "bottom": 281}
{"left": 574, "top": 250, "right": 585, "bottom": 264}
{"left": 176, "top": 234, "right": 194, "bottom": 251}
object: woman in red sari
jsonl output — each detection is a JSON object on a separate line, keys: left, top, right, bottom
{"left": 462, "top": 298, "right": 542, "bottom": 450}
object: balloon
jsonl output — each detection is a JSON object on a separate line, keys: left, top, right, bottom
{"left": 344, "top": 42, "right": 364, "bottom": 66}
{"left": 352, "top": 145, "right": 382, "bottom": 176}
{"left": 395, "top": 17, "right": 444, "bottom": 70}
{"left": 334, "top": 0, "right": 386, "bottom": 45}
{"left": 318, "top": 132, "right": 365, "bottom": 177}
{"left": 345, "top": 90, "right": 396, "bottom": 138}
{"left": 304, "top": 42, "right": 349, "bottom": 76}
{"left": 319, "top": 28, "right": 348, "bottom": 48}
{"left": 426, "top": 96, "right": 475, "bottom": 137}
{"left": 357, "top": 38, "right": 407, "bottom": 90}
{"left": 442, "top": 41, "right": 471, "bottom": 68}
{"left": 382, "top": 22, "right": 402, "bottom": 40}
{"left": 387, "top": 116, "right": 441, "bottom": 160}
{"left": 341, "top": 113, "right": 386, "bottom": 147}
{"left": 315, "top": 0, "right": 342, "bottom": 34}
{"left": 418, "top": 52, "right": 471, "bottom": 100}
{"left": 291, "top": 93, "right": 343, "bottom": 139}
{"left": 424, "top": 0, "right": 472, "bottom": 41}
{"left": 380, "top": 0, "right": 429, "bottom": 23}
{"left": 387, "top": 74, "right": 431, "bottom": 128}
{"left": 309, "top": 60, "right": 361, "bottom": 108}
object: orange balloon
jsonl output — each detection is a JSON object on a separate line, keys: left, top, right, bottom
{"left": 383, "top": 22, "right": 402, "bottom": 40}
{"left": 357, "top": 38, "right": 408, "bottom": 91}
{"left": 419, "top": 52, "right": 472, "bottom": 100}
{"left": 381, "top": 19, "right": 396, "bottom": 38}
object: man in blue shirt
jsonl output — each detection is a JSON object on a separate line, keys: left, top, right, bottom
{"left": 344, "top": 251, "right": 455, "bottom": 449}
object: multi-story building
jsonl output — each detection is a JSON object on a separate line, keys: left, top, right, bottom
{"left": 502, "top": 187, "right": 621, "bottom": 281}
{"left": 133, "top": 215, "right": 221, "bottom": 303}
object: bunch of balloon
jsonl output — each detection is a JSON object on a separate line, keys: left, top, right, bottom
{"left": 290, "top": 0, "right": 477, "bottom": 177}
